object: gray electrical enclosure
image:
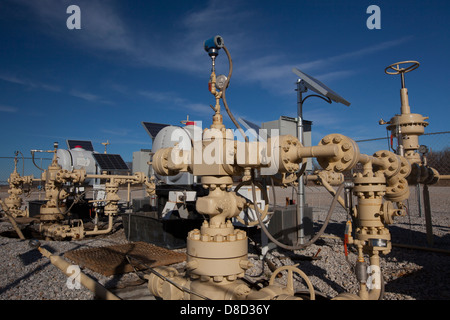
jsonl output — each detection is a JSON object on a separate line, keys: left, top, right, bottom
{"left": 132, "top": 149, "right": 152, "bottom": 175}
{"left": 266, "top": 204, "right": 313, "bottom": 246}
{"left": 262, "top": 116, "right": 313, "bottom": 170}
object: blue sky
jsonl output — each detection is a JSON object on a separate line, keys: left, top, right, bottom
{"left": 1, "top": 0, "right": 449, "bottom": 164}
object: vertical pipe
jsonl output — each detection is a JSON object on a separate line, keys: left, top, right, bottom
{"left": 367, "top": 252, "right": 382, "bottom": 300}
{"left": 127, "top": 182, "right": 131, "bottom": 206}
{"left": 423, "top": 184, "right": 434, "bottom": 246}
{"left": 296, "top": 80, "right": 305, "bottom": 244}
{"left": 416, "top": 184, "right": 422, "bottom": 217}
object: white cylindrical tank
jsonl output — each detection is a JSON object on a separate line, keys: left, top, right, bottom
{"left": 56, "top": 147, "right": 97, "bottom": 175}
{"left": 151, "top": 122, "right": 202, "bottom": 185}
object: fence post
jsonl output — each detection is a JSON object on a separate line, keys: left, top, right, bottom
{"left": 422, "top": 184, "right": 434, "bottom": 246}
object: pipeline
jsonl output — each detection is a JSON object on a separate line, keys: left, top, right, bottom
{"left": 29, "top": 239, "right": 120, "bottom": 300}
{"left": 85, "top": 214, "right": 114, "bottom": 236}
{"left": 0, "top": 199, "right": 25, "bottom": 240}
{"left": 250, "top": 175, "right": 383, "bottom": 300}
{"left": 356, "top": 251, "right": 384, "bottom": 300}
{"left": 125, "top": 255, "right": 211, "bottom": 300}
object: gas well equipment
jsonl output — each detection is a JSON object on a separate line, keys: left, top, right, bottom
{"left": 26, "top": 142, "right": 156, "bottom": 240}
{"left": 3, "top": 36, "right": 448, "bottom": 301}
{"left": 142, "top": 35, "right": 439, "bottom": 300}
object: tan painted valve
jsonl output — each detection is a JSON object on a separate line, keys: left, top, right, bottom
{"left": 372, "top": 150, "right": 411, "bottom": 202}
{"left": 4, "top": 164, "right": 34, "bottom": 218}
{"left": 316, "top": 134, "right": 360, "bottom": 172}
{"left": 380, "top": 61, "right": 429, "bottom": 164}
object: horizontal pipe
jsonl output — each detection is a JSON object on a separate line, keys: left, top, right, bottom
{"left": 358, "top": 154, "right": 385, "bottom": 167}
{"left": 37, "top": 246, "right": 120, "bottom": 300}
{"left": 86, "top": 174, "right": 135, "bottom": 180}
{"left": 298, "top": 145, "right": 339, "bottom": 158}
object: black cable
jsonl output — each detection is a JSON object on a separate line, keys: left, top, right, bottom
{"left": 251, "top": 168, "right": 345, "bottom": 251}
{"left": 302, "top": 94, "right": 331, "bottom": 105}
{"left": 31, "top": 151, "right": 45, "bottom": 171}
{"left": 221, "top": 45, "right": 248, "bottom": 143}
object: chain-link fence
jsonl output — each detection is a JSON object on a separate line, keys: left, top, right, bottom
{"left": 0, "top": 156, "right": 52, "bottom": 186}
{"left": 309, "top": 131, "right": 449, "bottom": 184}
{"left": 355, "top": 131, "right": 450, "bottom": 184}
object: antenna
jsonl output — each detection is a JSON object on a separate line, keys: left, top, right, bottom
{"left": 101, "top": 140, "right": 110, "bottom": 154}
{"left": 181, "top": 115, "right": 196, "bottom": 126}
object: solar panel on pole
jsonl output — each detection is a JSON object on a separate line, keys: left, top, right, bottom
{"left": 292, "top": 68, "right": 351, "bottom": 106}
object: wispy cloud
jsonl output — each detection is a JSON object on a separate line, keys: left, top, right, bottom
{"left": 0, "top": 72, "right": 112, "bottom": 105}
{"left": 7, "top": 0, "right": 252, "bottom": 75}
{"left": 7, "top": 0, "right": 141, "bottom": 62}
{"left": 69, "top": 90, "right": 100, "bottom": 102}
{"left": 296, "top": 36, "right": 414, "bottom": 72}
{"left": 0, "top": 105, "right": 18, "bottom": 113}
{"left": 303, "top": 107, "right": 344, "bottom": 127}
{"left": 238, "top": 36, "right": 413, "bottom": 95}
{"left": 6, "top": 0, "right": 413, "bottom": 97}
{"left": 0, "top": 73, "right": 61, "bottom": 92}
{"left": 139, "top": 90, "right": 185, "bottom": 105}
{"left": 101, "top": 128, "right": 132, "bottom": 136}
{"left": 139, "top": 90, "right": 210, "bottom": 115}
{"left": 312, "top": 70, "right": 358, "bottom": 83}
{"left": 68, "top": 89, "right": 113, "bottom": 105}
{"left": 185, "top": 103, "right": 212, "bottom": 114}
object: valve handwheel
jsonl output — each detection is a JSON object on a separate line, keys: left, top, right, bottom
{"left": 384, "top": 60, "right": 420, "bottom": 75}
{"left": 269, "top": 265, "right": 316, "bottom": 300}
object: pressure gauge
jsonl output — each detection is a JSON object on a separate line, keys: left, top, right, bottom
{"left": 216, "top": 74, "right": 228, "bottom": 91}
{"left": 418, "top": 145, "right": 428, "bottom": 154}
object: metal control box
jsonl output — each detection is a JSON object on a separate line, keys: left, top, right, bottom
{"left": 262, "top": 116, "right": 313, "bottom": 171}
{"left": 267, "top": 204, "right": 313, "bottom": 246}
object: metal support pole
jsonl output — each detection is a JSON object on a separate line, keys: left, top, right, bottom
{"left": 423, "top": 184, "right": 434, "bottom": 246}
{"left": 296, "top": 80, "right": 306, "bottom": 244}
{"left": 416, "top": 184, "right": 422, "bottom": 217}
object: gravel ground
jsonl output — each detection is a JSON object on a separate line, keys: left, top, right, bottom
{"left": 0, "top": 185, "right": 449, "bottom": 301}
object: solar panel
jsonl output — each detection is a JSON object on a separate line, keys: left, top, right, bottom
{"left": 238, "top": 117, "right": 264, "bottom": 141}
{"left": 292, "top": 68, "right": 351, "bottom": 107}
{"left": 238, "top": 117, "right": 261, "bottom": 132}
{"left": 93, "top": 153, "right": 129, "bottom": 170}
{"left": 67, "top": 140, "right": 94, "bottom": 151}
{"left": 142, "top": 122, "right": 170, "bottom": 139}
